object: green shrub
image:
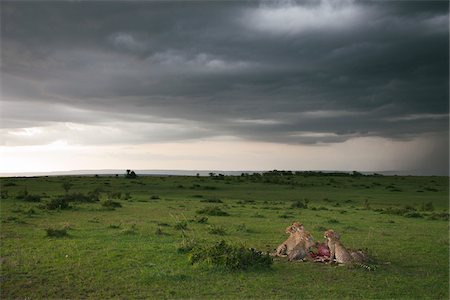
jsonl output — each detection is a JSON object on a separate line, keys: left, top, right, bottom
{"left": 23, "top": 194, "right": 42, "bottom": 202}
{"left": 403, "top": 211, "right": 423, "bottom": 218}
{"left": 278, "top": 214, "right": 293, "bottom": 219}
{"left": 207, "top": 225, "right": 226, "bottom": 235}
{"left": 200, "top": 198, "right": 223, "bottom": 203}
{"left": 196, "top": 206, "right": 229, "bottom": 216}
{"left": 101, "top": 200, "right": 122, "bottom": 208}
{"left": 46, "top": 197, "right": 70, "bottom": 210}
{"left": 291, "top": 199, "right": 308, "bottom": 209}
{"left": 46, "top": 227, "right": 68, "bottom": 238}
{"left": 61, "top": 193, "right": 98, "bottom": 203}
{"left": 188, "top": 240, "right": 272, "bottom": 270}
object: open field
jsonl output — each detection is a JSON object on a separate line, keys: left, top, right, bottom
{"left": 1, "top": 173, "right": 449, "bottom": 299}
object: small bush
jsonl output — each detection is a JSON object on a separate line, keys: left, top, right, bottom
{"left": 46, "top": 227, "right": 68, "bottom": 238}
{"left": 3, "top": 182, "right": 16, "bottom": 187}
{"left": 101, "top": 200, "right": 122, "bottom": 208}
{"left": 200, "top": 198, "right": 223, "bottom": 203}
{"left": 46, "top": 197, "right": 70, "bottom": 210}
{"left": 196, "top": 206, "right": 229, "bottom": 216}
{"left": 150, "top": 195, "right": 160, "bottom": 200}
{"left": 291, "top": 199, "right": 308, "bottom": 209}
{"left": 23, "top": 194, "right": 42, "bottom": 202}
{"left": 207, "top": 225, "right": 226, "bottom": 235}
{"left": 109, "top": 224, "right": 121, "bottom": 229}
{"left": 278, "top": 214, "right": 293, "bottom": 219}
{"left": 403, "top": 211, "right": 423, "bottom": 218}
{"left": 62, "top": 193, "right": 98, "bottom": 203}
{"left": 188, "top": 240, "right": 272, "bottom": 270}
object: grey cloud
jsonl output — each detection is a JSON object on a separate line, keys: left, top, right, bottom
{"left": 1, "top": 0, "right": 448, "bottom": 147}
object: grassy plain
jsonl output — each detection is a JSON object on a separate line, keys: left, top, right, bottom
{"left": 1, "top": 173, "right": 449, "bottom": 299}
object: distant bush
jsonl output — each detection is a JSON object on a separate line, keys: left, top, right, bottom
{"left": 46, "top": 227, "right": 68, "bottom": 238}
{"left": 150, "top": 195, "right": 160, "bottom": 200}
{"left": 23, "top": 194, "right": 42, "bottom": 202}
{"left": 207, "top": 225, "right": 226, "bottom": 235}
{"left": 291, "top": 199, "right": 308, "bottom": 209}
{"left": 403, "top": 211, "right": 423, "bottom": 218}
{"left": 278, "top": 214, "right": 293, "bottom": 219}
{"left": 101, "top": 200, "right": 122, "bottom": 209}
{"left": 196, "top": 206, "right": 229, "bottom": 216}
{"left": 109, "top": 224, "right": 121, "bottom": 229}
{"left": 3, "top": 182, "right": 16, "bottom": 187}
{"left": 60, "top": 192, "right": 98, "bottom": 203}
{"left": 45, "top": 197, "right": 70, "bottom": 210}
{"left": 188, "top": 240, "right": 272, "bottom": 270}
{"left": 200, "top": 198, "right": 223, "bottom": 203}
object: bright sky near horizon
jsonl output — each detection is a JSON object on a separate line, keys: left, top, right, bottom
{"left": 1, "top": 0, "right": 449, "bottom": 175}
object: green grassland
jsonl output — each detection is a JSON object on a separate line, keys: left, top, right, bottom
{"left": 1, "top": 173, "right": 449, "bottom": 299}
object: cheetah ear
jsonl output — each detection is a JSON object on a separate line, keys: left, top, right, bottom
{"left": 335, "top": 232, "right": 341, "bottom": 239}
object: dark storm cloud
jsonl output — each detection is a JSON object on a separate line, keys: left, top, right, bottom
{"left": 1, "top": 0, "right": 448, "bottom": 146}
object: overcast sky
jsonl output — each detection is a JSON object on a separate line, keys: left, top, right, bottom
{"left": 1, "top": 0, "right": 448, "bottom": 175}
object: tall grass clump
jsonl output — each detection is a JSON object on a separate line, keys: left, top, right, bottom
{"left": 207, "top": 225, "right": 226, "bottom": 235}
{"left": 188, "top": 240, "right": 272, "bottom": 270}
